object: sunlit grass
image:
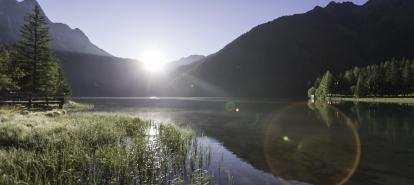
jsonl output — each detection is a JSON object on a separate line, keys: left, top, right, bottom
{"left": 63, "top": 100, "right": 94, "bottom": 110}
{"left": 0, "top": 109, "right": 212, "bottom": 185}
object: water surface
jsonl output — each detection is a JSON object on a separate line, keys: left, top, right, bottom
{"left": 75, "top": 97, "right": 414, "bottom": 185}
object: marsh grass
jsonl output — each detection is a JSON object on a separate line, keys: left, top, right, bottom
{"left": 0, "top": 109, "right": 213, "bottom": 185}
{"left": 63, "top": 100, "right": 94, "bottom": 110}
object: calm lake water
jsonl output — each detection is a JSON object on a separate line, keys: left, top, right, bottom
{"left": 75, "top": 97, "right": 414, "bottom": 185}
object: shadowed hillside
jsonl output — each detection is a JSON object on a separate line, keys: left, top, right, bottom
{"left": 176, "top": 0, "right": 414, "bottom": 98}
{"left": 0, "top": 0, "right": 109, "bottom": 56}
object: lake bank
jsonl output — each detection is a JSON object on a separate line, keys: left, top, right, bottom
{"left": 329, "top": 96, "right": 414, "bottom": 104}
{"left": 0, "top": 108, "right": 211, "bottom": 184}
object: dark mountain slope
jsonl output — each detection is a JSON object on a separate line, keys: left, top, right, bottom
{"left": 0, "top": 0, "right": 178, "bottom": 97}
{"left": 182, "top": 0, "right": 414, "bottom": 98}
{"left": 56, "top": 52, "right": 156, "bottom": 97}
{"left": 0, "top": 0, "right": 153, "bottom": 97}
{"left": 0, "top": 0, "right": 110, "bottom": 56}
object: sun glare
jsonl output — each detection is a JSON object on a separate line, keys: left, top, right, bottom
{"left": 141, "top": 49, "right": 167, "bottom": 73}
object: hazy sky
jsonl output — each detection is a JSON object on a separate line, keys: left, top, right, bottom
{"left": 37, "top": 0, "right": 368, "bottom": 62}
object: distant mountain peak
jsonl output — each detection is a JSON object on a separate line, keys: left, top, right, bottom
{"left": 167, "top": 55, "right": 206, "bottom": 70}
{"left": 327, "top": 1, "right": 355, "bottom": 7}
{"left": 309, "top": 1, "right": 357, "bottom": 14}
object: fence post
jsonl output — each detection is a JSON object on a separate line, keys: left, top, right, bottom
{"left": 46, "top": 94, "right": 49, "bottom": 107}
{"left": 28, "top": 93, "right": 32, "bottom": 108}
{"left": 58, "top": 96, "right": 64, "bottom": 109}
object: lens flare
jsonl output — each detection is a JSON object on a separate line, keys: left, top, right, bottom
{"left": 263, "top": 103, "right": 361, "bottom": 185}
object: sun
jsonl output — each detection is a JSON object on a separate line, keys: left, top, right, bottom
{"left": 140, "top": 49, "right": 167, "bottom": 73}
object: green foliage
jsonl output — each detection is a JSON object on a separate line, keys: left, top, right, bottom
{"left": 12, "top": 5, "right": 70, "bottom": 95}
{"left": 0, "top": 47, "right": 24, "bottom": 95}
{"left": 315, "top": 71, "right": 333, "bottom": 100}
{"left": 354, "top": 74, "right": 367, "bottom": 98}
{"left": 310, "top": 59, "right": 414, "bottom": 97}
{"left": 0, "top": 49, "right": 12, "bottom": 95}
{"left": 401, "top": 60, "right": 412, "bottom": 95}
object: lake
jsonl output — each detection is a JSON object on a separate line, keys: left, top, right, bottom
{"left": 74, "top": 97, "right": 414, "bottom": 185}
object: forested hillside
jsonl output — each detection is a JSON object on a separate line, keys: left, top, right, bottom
{"left": 309, "top": 59, "right": 414, "bottom": 99}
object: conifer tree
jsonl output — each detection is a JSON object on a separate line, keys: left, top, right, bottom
{"left": 316, "top": 70, "right": 334, "bottom": 100}
{"left": 354, "top": 74, "right": 367, "bottom": 98}
{"left": 309, "top": 59, "right": 414, "bottom": 98}
{"left": 15, "top": 5, "right": 66, "bottom": 95}
{"left": 401, "top": 61, "right": 411, "bottom": 95}
{"left": 384, "top": 61, "right": 400, "bottom": 95}
{"left": 411, "top": 62, "right": 414, "bottom": 93}
{"left": 0, "top": 49, "right": 12, "bottom": 95}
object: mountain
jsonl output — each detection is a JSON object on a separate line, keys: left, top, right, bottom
{"left": 3, "top": 0, "right": 414, "bottom": 98}
{"left": 0, "top": 0, "right": 110, "bottom": 56}
{"left": 0, "top": 0, "right": 153, "bottom": 97}
{"left": 56, "top": 51, "right": 161, "bottom": 97}
{"left": 173, "top": 0, "right": 414, "bottom": 98}
{"left": 167, "top": 55, "right": 206, "bottom": 70}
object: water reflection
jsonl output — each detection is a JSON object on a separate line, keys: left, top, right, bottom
{"left": 333, "top": 103, "right": 414, "bottom": 185}
{"left": 76, "top": 98, "right": 414, "bottom": 185}
{"left": 264, "top": 103, "right": 360, "bottom": 185}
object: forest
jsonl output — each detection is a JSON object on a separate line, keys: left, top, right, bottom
{"left": 308, "top": 59, "right": 414, "bottom": 99}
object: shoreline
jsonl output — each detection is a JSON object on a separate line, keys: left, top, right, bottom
{"left": 329, "top": 97, "right": 414, "bottom": 104}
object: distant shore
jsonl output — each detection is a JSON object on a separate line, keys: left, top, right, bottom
{"left": 330, "top": 96, "right": 414, "bottom": 104}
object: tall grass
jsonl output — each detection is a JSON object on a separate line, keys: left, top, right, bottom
{"left": 0, "top": 109, "right": 212, "bottom": 185}
{"left": 63, "top": 100, "right": 94, "bottom": 110}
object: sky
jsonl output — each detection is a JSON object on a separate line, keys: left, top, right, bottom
{"left": 37, "top": 0, "right": 368, "bottom": 62}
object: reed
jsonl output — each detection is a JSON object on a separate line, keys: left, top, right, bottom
{"left": 0, "top": 109, "right": 213, "bottom": 185}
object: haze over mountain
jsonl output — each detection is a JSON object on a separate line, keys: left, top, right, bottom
{"left": 0, "top": 0, "right": 147, "bottom": 96}
{"left": 167, "top": 55, "right": 206, "bottom": 70}
{"left": 0, "top": 0, "right": 109, "bottom": 56}
{"left": 174, "top": 0, "right": 414, "bottom": 97}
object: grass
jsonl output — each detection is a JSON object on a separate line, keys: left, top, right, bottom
{"left": 63, "top": 100, "right": 94, "bottom": 110}
{"left": 0, "top": 108, "right": 213, "bottom": 185}
{"left": 330, "top": 97, "right": 414, "bottom": 104}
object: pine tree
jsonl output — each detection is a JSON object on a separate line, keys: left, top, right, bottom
{"left": 316, "top": 70, "right": 334, "bottom": 100}
{"left": 0, "top": 48, "right": 12, "bottom": 95}
{"left": 354, "top": 74, "right": 367, "bottom": 98}
{"left": 411, "top": 62, "right": 414, "bottom": 93}
{"left": 56, "top": 67, "right": 72, "bottom": 96}
{"left": 384, "top": 61, "right": 401, "bottom": 95}
{"left": 314, "top": 77, "right": 322, "bottom": 89}
{"left": 15, "top": 5, "right": 66, "bottom": 95}
{"left": 401, "top": 60, "right": 411, "bottom": 95}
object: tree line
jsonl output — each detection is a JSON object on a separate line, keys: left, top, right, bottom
{"left": 308, "top": 59, "right": 414, "bottom": 99}
{"left": 0, "top": 5, "right": 70, "bottom": 97}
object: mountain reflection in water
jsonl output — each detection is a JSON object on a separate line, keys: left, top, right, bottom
{"left": 75, "top": 97, "right": 414, "bottom": 185}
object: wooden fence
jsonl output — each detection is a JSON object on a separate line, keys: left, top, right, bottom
{"left": 0, "top": 93, "right": 65, "bottom": 109}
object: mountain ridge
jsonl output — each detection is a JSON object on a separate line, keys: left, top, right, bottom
{"left": 174, "top": 0, "right": 414, "bottom": 98}
{"left": 0, "top": 0, "right": 111, "bottom": 56}
{"left": 2, "top": 0, "right": 414, "bottom": 98}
